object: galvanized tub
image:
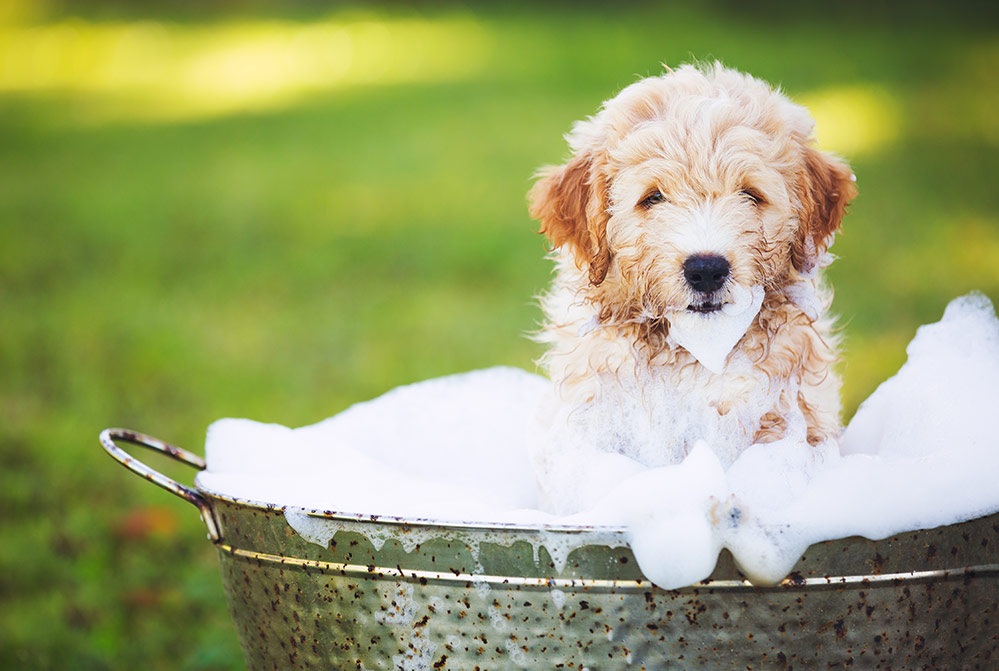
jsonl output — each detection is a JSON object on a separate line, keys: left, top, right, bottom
{"left": 101, "top": 428, "right": 999, "bottom": 669}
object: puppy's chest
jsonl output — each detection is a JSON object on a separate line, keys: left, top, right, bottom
{"left": 573, "top": 356, "right": 786, "bottom": 467}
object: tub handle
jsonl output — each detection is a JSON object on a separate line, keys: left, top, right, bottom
{"left": 100, "top": 428, "right": 221, "bottom": 543}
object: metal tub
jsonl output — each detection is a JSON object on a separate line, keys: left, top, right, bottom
{"left": 101, "top": 428, "right": 999, "bottom": 669}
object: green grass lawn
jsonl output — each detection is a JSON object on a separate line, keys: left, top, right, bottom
{"left": 1, "top": 1, "right": 997, "bottom": 668}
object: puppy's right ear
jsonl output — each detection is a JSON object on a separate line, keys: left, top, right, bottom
{"left": 529, "top": 153, "right": 611, "bottom": 285}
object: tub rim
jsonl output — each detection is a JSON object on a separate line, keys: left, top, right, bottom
{"left": 101, "top": 426, "right": 999, "bottom": 592}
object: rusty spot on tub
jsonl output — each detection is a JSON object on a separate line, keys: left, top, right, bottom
{"left": 786, "top": 571, "right": 806, "bottom": 586}
{"left": 871, "top": 553, "right": 886, "bottom": 575}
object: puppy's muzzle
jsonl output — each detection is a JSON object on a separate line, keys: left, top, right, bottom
{"left": 683, "top": 254, "right": 730, "bottom": 294}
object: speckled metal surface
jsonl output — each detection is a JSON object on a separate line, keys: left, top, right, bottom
{"left": 209, "top": 498, "right": 999, "bottom": 670}
{"left": 103, "top": 429, "right": 999, "bottom": 669}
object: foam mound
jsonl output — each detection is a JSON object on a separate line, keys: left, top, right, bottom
{"left": 199, "top": 367, "right": 549, "bottom": 522}
{"left": 198, "top": 293, "right": 999, "bottom": 589}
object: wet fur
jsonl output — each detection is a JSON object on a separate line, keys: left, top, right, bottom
{"left": 529, "top": 64, "right": 856, "bottom": 464}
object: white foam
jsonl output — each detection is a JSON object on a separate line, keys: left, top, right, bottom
{"left": 504, "top": 638, "right": 528, "bottom": 665}
{"left": 783, "top": 280, "right": 824, "bottom": 321}
{"left": 603, "top": 442, "right": 729, "bottom": 589}
{"left": 284, "top": 508, "right": 341, "bottom": 548}
{"left": 667, "top": 285, "right": 765, "bottom": 373}
{"left": 841, "top": 292, "right": 999, "bottom": 459}
{"left": 200, "top": 293, "right": 999, "bottom": 591}
{"left": 198, "top": 366, "right": 548, "bottom": 521}
{"left": 374, "top": 582, "right": 417, "bottom": 626}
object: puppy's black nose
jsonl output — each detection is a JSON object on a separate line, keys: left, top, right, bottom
{"left": 683, "top": 254, "right": 730, "bottom": 293}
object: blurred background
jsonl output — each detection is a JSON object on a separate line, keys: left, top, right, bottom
{"left": 1, "top": 0, "right": 997, "bottom": 668}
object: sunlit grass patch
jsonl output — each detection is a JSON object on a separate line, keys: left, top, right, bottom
{"left": 798, "top": 84, "right": 902, "bottom": 156}
{"left": 0, "top": 14, "right": 492, "bottom": 123}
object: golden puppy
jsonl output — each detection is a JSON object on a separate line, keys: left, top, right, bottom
{"left": 528, "top": 64, "right": 856, "bottom": 506}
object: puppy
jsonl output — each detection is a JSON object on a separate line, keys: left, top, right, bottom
{"left": 528, "top": 64, "right": 856, "bottom": 513}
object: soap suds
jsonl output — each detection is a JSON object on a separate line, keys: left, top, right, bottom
{"left": 199, "top": 293, "right": 999, "bottom": 590}
{"left": 666, "top": 284, "right": 765, "bottom": 374}
{"left": 199, "top": 367, "right": 548, "bottom": 522}
{"left": 375, "top": 583, "right": 418, "bottom": 626}
{"left": 504, "top": 638, "right": 529, "bottom": 666}
{"left": 284, "top": 508, "right": 341, "bottom": 548}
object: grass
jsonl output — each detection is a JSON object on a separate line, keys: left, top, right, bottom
{"left": 1, "top": 1, "right": 997, "bottom": 668}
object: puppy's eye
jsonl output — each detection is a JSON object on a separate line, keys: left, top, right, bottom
{"left": 639, "top": 191, "right": 667, "bottom": 209}
{"left": 740, "top": 188, "right": 765, "bottom": 206}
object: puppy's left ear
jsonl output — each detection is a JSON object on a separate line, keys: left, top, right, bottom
{"left": 793, "top": 147, "right": 858, "bottom": 273}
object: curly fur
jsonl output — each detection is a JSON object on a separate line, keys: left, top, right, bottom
{"left": 529, "top": 64, "right": 856, "bottom": 483}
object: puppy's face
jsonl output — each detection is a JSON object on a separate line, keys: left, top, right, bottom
{"left": 531, "top": 65, "right": 856, "bottom": 325}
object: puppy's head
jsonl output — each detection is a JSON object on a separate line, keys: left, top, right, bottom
{"left": 530, "top": 63, "right": 856, "bottom": 324}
